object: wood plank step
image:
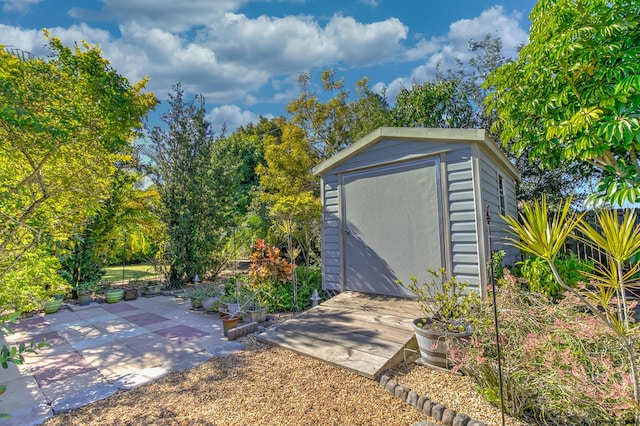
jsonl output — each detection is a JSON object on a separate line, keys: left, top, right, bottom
{"left": 258, "top": 328, "right": 387, "bottom": 378}
{"left": 270, "top": 321, "right": 403, "bottom": 357}
{"left": 257, "top": 291, "right": 420, "bottom": 379}
{"left": 286, "top": 311, "right": 414, "bottom": 344}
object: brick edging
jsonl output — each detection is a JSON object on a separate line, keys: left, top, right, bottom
{"left": 227, "top": 321, "right": 258, "bottom": 341}
{"left": 378, "top": 374, "right": 487, "bottom": 426}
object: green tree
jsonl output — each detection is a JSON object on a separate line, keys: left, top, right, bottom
{"left": 392, "top": 79, "right": 474, "bottom": 128}
{"left": 0, "top": 36, "right": 156, "bottom": 312}
{"left": 59, "top": 168, "right": 162, "bottom": 289}
{"left": 149, "top": 85, "right": 231, "bottom": 286}
{"left": 391, "top": 35, "right": 593, "bottom": 205}
{"left": 487, "top": 0, "right": 640, "bottom": 205}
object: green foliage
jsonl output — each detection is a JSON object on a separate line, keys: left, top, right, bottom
{"left": 256, "top": 272, "right": 321, "bottom": 312}
{"left": 506, "top": 197, "right": 640, "bottom": 421}
{"left": 392, "top": 79, "right": 474, "bottom": 128}
{"left": 397, "top": 267, "right": 480, "bottom": 333}
{"left": 487, "top": 0, "right": 640, "bottom": 205}
{"left": 0, "top": 35, "right": 155, "bottom": 313}
{"left": 149, "top": 85, "right": 231, "bottom": 287}
{"left": 489, "top": 249, "right": 506, "bottom": 281}
{"left": 518, "top": 254, "right": 593, "bottom": 299}
{"left": 182, "top": 286, "right": 218, "bottom": 303}
{"left": 0, "top": 246, "right": 69, "bottom": 314}
{"left": 455, "top": 274, "right": 636, "bottom": 424}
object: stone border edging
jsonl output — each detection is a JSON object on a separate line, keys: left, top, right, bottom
{"left": 378, "top": 374, "right": 487, "bottom": 426}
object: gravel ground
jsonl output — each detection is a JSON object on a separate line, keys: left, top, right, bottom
{"left": 42, "top": 308, "right": 525, "bottom": 426}
{"left": 385, "top": 354, "right": 527, "bottom": 426}
{"left": 43, "top": 342, "right": 426, "bottom": 426}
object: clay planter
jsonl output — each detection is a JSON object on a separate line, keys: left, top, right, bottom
{"left": 105, "top": 289, "right": 124, "bottom": 304}
{"left": 44, "top": 298, "right": 63, "bottom": 314}
{"left": 413, "top": 318, "right": 471, "bottom": 370}
{"left": 77, "top": 294, "right": 92, "bottom": 306}
{"left": 221, "top": 315, "right": 239, "bottom": 337}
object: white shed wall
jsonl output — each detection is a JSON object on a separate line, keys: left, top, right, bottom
{"left": 319, "top": 138, "right": 484, "bottom": 293}
{"left": 478, "top": 150, "right": 520, "bottom": 268}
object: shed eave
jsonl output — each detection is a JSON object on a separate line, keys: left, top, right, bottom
{"left": 312, "top": 127, "right": 517, "bottom": 180}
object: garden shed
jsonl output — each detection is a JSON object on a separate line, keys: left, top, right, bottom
{"left": 313, "top": 127, "right": 520, "bottom": 299}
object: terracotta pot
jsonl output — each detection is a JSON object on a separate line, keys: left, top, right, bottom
{"left": 221, "top": 315, "right": 239, "bottom": 337}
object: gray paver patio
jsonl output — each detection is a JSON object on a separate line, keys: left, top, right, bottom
{"left": 0, "top": 295, "right": 246, "bottom": 425}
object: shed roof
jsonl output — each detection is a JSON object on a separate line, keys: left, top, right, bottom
{"left": 312, "top": 127, "right": 520, "bottom": 180}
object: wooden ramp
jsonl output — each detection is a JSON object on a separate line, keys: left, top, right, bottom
{"left": 256, "top": 291, "right": 422, "bottom": 379}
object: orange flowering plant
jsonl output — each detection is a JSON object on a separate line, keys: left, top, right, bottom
{"left": 248, "top": 239, "right": 294, "bottom": 287}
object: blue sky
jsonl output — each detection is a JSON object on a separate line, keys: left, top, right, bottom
{"left": 1, "top": 0, "right": 537, "bottom": 132}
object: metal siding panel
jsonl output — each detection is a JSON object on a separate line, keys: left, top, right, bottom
{"left": 450, "top": 211, "right": 476, "bottom": 222}
{"left": 449, "top": 190, "right": 474, "bottom": 202}
{"left": 325, "top": 257, "right": 340, "bottom": 267}
{"left": 449, "top": 201, "right": 475, "bottom": 212}
{"left": 452, "top": 243, "right": 478, "bottom": 253}
{"left": 453, "top": 253, "right": 479, "bottom": 264}
{"left": 451, "top": 222, "right": 477, "bottom": 233}
{"left": 330, "top": 140, "right": 470, "bottom": 175}
{"left": 449, "top": 181, "right": 474, "bottom": 192}
{"left": 448, "top": 170, "right": 473, "bottom": 182}
{"left": 451, "top": 232, "right": 479, "bottom": 243}
{"left": 455, "top": 275, "right": 481, "bottom": 287}
{"left": 453, "top": 264, "right": 480, "bottom": 275}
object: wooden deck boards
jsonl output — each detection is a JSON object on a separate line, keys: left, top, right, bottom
{"left": 256, "top": 291, "right": 421, "bottom": 379}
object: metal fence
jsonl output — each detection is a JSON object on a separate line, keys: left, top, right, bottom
{"left": 562, "top": 208, "right": 639, "bottom": 266}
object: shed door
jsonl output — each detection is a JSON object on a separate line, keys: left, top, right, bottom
{"left": 342, "top": 158, "right": 443, "bottom": 297}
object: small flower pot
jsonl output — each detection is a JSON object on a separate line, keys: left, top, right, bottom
{"left": 105, "top": 289, "right": 124, "bottom": 304}
{"left": 78, "top": 294, "right": 92, "bottom": 306}
{"left": 221, "top": 315, "right": 239, "bottom": 337}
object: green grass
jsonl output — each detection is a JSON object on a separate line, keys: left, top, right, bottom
{"left": 102, "top": 263, "right": 160, "bottom": 282}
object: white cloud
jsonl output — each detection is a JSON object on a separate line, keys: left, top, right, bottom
{"left": 403, "top": 37, "right": 442, "bottom": 61}
{"left": 208, "top": 105, "right": 268, "bottom": 133}
{"left": 378, "top": 6, "right": 529, "bottom": 97}
{"left": 69, "top": 0, "right": 249, "bottom": 33}
{"left": 1, "top": 0, "right": 43, "bottom": 13}
{"left": 359, "top": 0, "right": 378, "bottom": 8}
{"left": 0, "top": 24, "right": 112, "bottom": 57}
{"left": 200, "top": 13, "right": 408, "bottom": 71}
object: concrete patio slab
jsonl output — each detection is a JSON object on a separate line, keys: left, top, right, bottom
{"left": 0, "top": 295, "right": 248, "bottom": 425}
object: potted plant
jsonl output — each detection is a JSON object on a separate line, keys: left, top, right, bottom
{"left": 143, "top": 280, "right": 163, "bottom": 297}
{"left": 43, "top": 294, "right": 64, "bottom": 314}
{"left": 397, "top": 267, "right": 480, "bottom": 370}
{"left": 123, "top": 280, "right": 141, "bottom": 301}
{"left": 184, "top": 286, "right": 217, "bottom": 310}
{"left": 243, "top": 301, "right": 267, "bottom": 323}
{"left": 105, "top": 287, "right": 124, "bottom": 304}
{"left": 76, "top": 281, "right": 99, "bottom": 306}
